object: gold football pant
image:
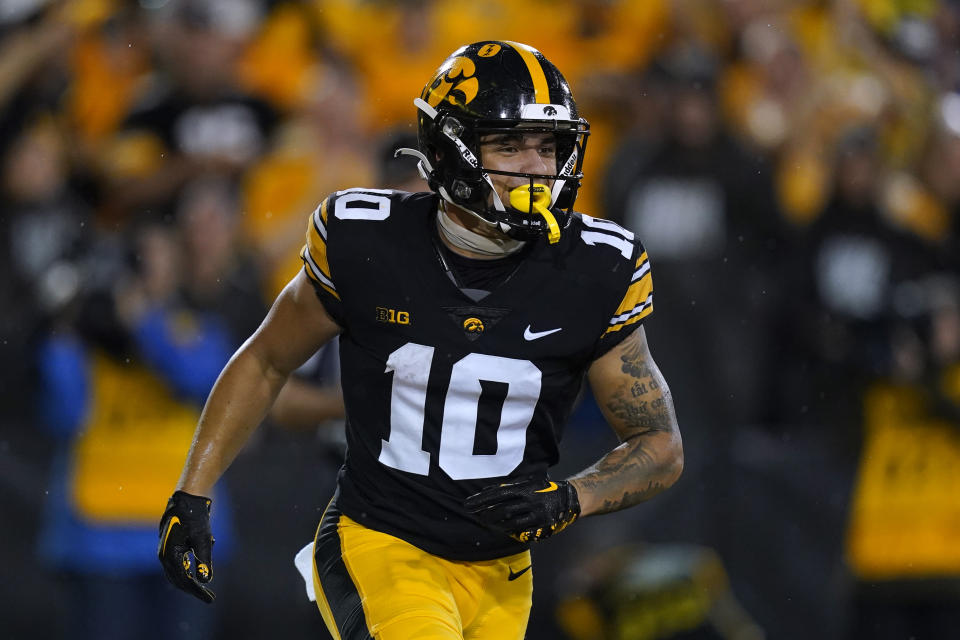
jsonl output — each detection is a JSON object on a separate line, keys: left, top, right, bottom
{"left": 311, "top": 502, "right": 533, "bottom": 639}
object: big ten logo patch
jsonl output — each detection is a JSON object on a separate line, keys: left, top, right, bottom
{"left": 376, "top": 307, "right": 411, "bottom": 325}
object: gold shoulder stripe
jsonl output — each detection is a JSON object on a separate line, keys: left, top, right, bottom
{"left": 613, "top": 273, "right": 652, "bottom": 316}
{"left": 603, "top": 269, "right": 653, "bottom": 336}
{"left": 602, "top": 300, "right": 653, "bottom": 336}
{"left": 632, "top": 252, "right": 650, "bottom": 282}
{"left": 301, "top": 198, "right": 340, "bottom": 300}
{"left": 300, "top": 247, "right": 341, "bottom": 301}
{"left": 504, "top": 41, "right": 549, "bottom": 104}
{"left": 304, "top": 200, "right": 332, "bottom": 280}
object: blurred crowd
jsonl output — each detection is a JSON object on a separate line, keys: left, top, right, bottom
{"left": 1, "top": 1, "right": 959, "bottom": 639}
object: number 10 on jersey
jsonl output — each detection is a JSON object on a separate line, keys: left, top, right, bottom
{"left": 379, "top": 343, "right": 542, "bottom": 480}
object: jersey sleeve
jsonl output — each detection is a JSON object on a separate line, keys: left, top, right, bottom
{"left": 300, "top": 196, "right": 347, "bottom": 325}
{"left": 594, "top": 242, "right": 653, "bottom": 357}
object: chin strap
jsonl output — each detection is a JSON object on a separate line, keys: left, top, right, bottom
{"left": 396, "top": 144, "right": 507, "bottom": 228}
{"left": 437, "top": 205, "right": 526, "bottom": 256}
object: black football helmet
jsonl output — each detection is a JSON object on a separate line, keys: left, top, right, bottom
{"left": 400, "top": 41, "right": 590, "bottom": 241}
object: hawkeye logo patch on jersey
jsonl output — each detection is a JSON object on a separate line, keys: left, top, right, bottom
{"left": 463, "top": 317, "right": 485, "bottom": 335}
{"left": 376, "top": 307, "right": 411, "bottom": 325}
{"left": 424, "top": 57, "right": 478, "bottom": 108}
{"left": 444, "top": 306, "right": 511, "bottom": 342}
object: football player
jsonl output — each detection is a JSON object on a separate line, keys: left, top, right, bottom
{"left": 159, "top": 41, "right": 683, "bottom": 639}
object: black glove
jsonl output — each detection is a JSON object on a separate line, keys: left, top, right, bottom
{"left": 465, "top": 477, "right": 581, "bottom": 543}
{"left": 158, "top": 490, "right": 215, "bottom": 603}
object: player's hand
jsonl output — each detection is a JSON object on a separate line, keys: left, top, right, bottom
{"left": 465, "top": 477, "right": 581, "bottom": 543}
{"left": 158, "top": 491, "right": 216, "bottom": 603}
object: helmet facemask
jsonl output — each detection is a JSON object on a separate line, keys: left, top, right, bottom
{"left": 416, "top": 103, "right": 590, "bottom": 241}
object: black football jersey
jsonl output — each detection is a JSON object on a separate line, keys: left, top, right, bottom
{"left": 301, "top": 189, "right": 653, "bottom": 560}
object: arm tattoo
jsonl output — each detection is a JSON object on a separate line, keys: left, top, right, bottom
{"left": 600, "top": 481, "right": 665, "bottom": 512}
{"left": 607, "top": 332, "right": 674, "bottom": 436}
{"left": 573, "top": 330, "right": 681, "bottom": 515}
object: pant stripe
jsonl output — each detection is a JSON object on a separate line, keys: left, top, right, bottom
{"left": 313, "top": 496, "right": 373, "bottom": 640}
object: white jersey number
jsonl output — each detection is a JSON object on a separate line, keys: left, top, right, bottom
{"left": 378, "top": 343, "right": 542, "bottom": 480}
{"left": 580, "top": 213, "right": 635, "bottom": 259}
{"left": 333, "top": 188, "right": 394, "bottom": 221}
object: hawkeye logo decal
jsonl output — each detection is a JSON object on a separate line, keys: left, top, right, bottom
{"left": 444, "top": 305, "right": 511, "bottom": 342}
{"left": 424, "top": 57, "right": 478, "bottom": 109}
{"left": 463, "top": 317, "right": 485, "bottom": 335}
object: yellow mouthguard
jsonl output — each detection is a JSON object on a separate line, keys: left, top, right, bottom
{"left": 509, "top": 184, "right": 560, "bottom": 244}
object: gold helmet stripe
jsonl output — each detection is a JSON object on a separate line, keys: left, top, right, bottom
{"left": 504, "top": 41, "right": 550, "bottom": 104}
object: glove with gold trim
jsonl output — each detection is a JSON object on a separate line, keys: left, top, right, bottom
{"left": 465, "top": 477, "right": 581, "bottom": 543}
{"left": 158, "top": 490, "right": 215, "bottom": 603}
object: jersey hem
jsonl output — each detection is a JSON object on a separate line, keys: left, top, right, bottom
{"left": 335, "top": 494, "right": 530, "bottom": 562}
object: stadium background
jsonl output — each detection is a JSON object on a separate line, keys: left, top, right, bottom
{"left": 1, "top": 0, "right": 958, "bottom": 638}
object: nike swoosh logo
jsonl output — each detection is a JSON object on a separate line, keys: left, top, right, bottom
{"left": 508, "top": 564, "right": 532, "bottom": 581}
{"left": 524, "top": 325, "right": 562, "bottom": 341}
{"left": 535, "top": 482, "right": 558, "bottom": 493}
{"left": 161, "top": 516, "right": 180, "bottom": 555}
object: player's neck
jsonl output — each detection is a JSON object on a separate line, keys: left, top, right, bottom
{"left": 437, "top": 203, "right": 525, "bottom": 259}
